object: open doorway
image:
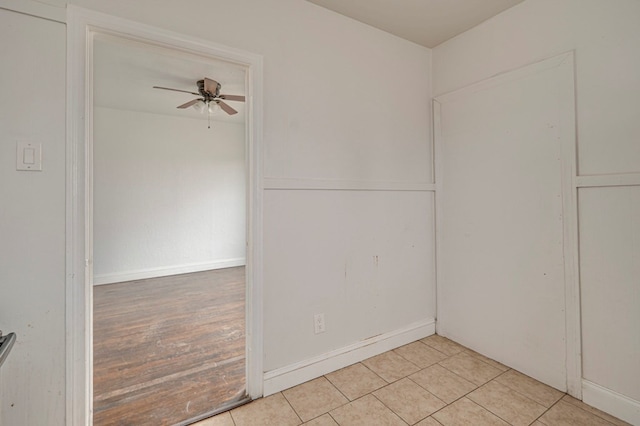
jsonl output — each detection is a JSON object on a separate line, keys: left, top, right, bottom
{"left": 91, "top": 33, "right": 249, "bottom": 425}
{"left": 67, "top": 8, "right": 264, "bottom": 424}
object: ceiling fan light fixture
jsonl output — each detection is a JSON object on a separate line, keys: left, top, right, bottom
{"left": 208, "top": 102, "right": 221, "bottom": 115}
{"left": 192, "top": 100, "right": 207, "bottom": 113}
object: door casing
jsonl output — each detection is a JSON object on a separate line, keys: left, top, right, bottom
{"left": 66, "top": 6, "right": 264, "bottom": 424}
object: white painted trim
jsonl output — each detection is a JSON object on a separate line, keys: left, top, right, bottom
{"left": 263, "top": 177, "right": 435, "bottom": 192}
{"left": 582, "top": 380, "right": 640, "bottom": 425}
{"left": 263, "top": 318, "right": 435, "bottom": 396}
{"left": 576, "top": 173, "right": 640, "bottom": 188}
{"left": 556, "top": 52, "right": 582, "bottom": 398}
{"left": 66, "top": 6, "right": 264, "bottom": 424}
{"left": 432, "top": 100, "right": 444, "bottom": 334}
{"left": 434, "top": 53, "right": 571, "bottom": 104}
{"left": 93, "top": 258, "right": 247, "bottom": 285}
{"left": 244, "top": 45, "right": 265, "bottom": 402}
{"left": 432, "top": 52, "right": 582, "bottom": 396}
{"left": 427, "top": 50, "right": 435, "bottom": 185}
{"left": 0, "top": 0, "right": 65, "bottom": 23}
{"left": 66, "top": 7, "right": 91, "bottom": 425}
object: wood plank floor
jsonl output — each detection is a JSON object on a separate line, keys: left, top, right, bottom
{"left": 93, "top": 267, "right": 246, "bottom": 425}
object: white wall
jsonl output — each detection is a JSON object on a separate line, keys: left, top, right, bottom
{"left": 436, "top": 55, "right": 573, "bottom": 392}
{"left": 579, "top": 187, "right": 640, "bottom": 403}
{"left": 434, "top": 0, "right": 640, "bottom": 422}
{"left": 69, "top": 0, "right": 434, "bottom": 376}
{"left": 0, "top": 8, "right": 66, "bottom": 425}
{"left": 93, "top": 107, "right": 246, "bottom": 284}
{"left": 434, "top": 0, "right": 640, "bottom": 177}
{"left": 0, "top": 0, "right": 434, "bottom": 423}
{"left": 264, "top": 190, "right": 435, "bottom": 371}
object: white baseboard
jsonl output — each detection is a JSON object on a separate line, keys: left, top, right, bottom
{"left": 263, "top": 318, "right": 436, "bottom": 396}
{"left": 93, "top": 258, "right": 246, "bottom": 285}
{"left": 582, "top": 379, "right": 640, "bottom": 425}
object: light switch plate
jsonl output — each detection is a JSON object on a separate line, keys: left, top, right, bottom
{"left": 16, "top": 141, "right": 42, "bottom": 171}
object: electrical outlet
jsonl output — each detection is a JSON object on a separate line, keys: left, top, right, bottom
{"left": 314, "top": 313, "right": 326, "bottom": 334}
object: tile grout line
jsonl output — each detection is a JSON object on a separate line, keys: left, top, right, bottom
{"left": 471, "top": 402, "right": 515, "bottom": 426}
{"left": 533, "top": 397, "right": 563, "bottom": 426}
{"left": 418, "top": 368, "right": 512, "bottom": 422}
{"left": 390, "top": 338, "right": 471, "bottom": 415}
{"left": 420, "top": 342, "right": 466, "bottom": 358}
{"left": 462, "top": 349, "right": 511, "bottom": 372}
{"left": 402, "top": 339, "right": 450, "bottom": 358}
{"left": 393, "top": 341, "right": 475, "bottom": 421}
{"left": 456, "top": 373, "right": 574, "bottom": 426}
{"left": 328, "top": 339, "right": 523, "bottom": 425}
{"left": 459, "top": 396, "right": 516, "bottom": 425}
{"left": 435, "top": 356, "right": 503, "bottom": 387}
{"left": 538, "top": 398, "right": 621, "bottom": 426}
{"left": 323, "top": 360, "right": 417, "bottom": 423}
{"left": 404, "top": 374, "right": 449, "bottom": 406}
{"left": 278, "top": 391, "right": 304, "bottom": 425}
{"left": 357, "top": 361, "right": 389, "bottom": 389}
{"left": 326, "top": 392, "right": 408, "bottom": 426}
{"left": 564, "top": 396, "right": 628, "bottom": 426}
{"left": 322, "top": 372, "right": 352, "bottom": 404}
{"left": 463, "top": 379, "right": 526, "bottom": 426}
{"left": 480, "top": 370, "right": 621, "bottom": 426}
{"left": 458, "top": 371, "right": 549, "bottom": 426}
{"left": 444, "top": 350, "right": 616, "bottom": 426}
{"left": 366, "top": 355, "right": 448, "bottom": 425}
{"left": 492, "top": 373, "right": 566, "bottom": 412}
{"left": 368, "top": 392, "right": 410, "bottom": 425}
{"left": 369, "top": 384, "right": 411, "bottom": 425}
{"left": 327, "top": 411, "right": 339, "bottom": 425}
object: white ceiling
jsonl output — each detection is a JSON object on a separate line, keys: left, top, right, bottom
{"left": 93, "top": 34, "right": 246, "bottom": 123}
{"left": 307, "top": 0, "right": 526, "bottom": 48}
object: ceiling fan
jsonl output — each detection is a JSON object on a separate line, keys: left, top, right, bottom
{"left": 153, "top": 77, "right": 245, "bottom": 115}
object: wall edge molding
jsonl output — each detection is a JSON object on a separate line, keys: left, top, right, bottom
{"left": 576, "top": 173, "right": 640, "bottom": 188}
{"left": 263, "top": 177, "right": 435, "bottom": 192}
{"left": 434, "top": 51, "right": 573, "bottom": 102}
{"left": 263, "top": 318, "right": 435, "bottom": 396}
{"left": 582, "top": 379, "right": 640, "bottom": 425}
{"left": 0, "top": 0, "right": 65, "bottom": 23}
{"left": 93, "top": 258, "right": 246, "bottom": 285}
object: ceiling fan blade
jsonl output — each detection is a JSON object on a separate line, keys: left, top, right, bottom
{"left": 177, "top": 99, "right": 201, "bottom": 109}
{"left": 217, "top": 100, "right": 238, "bottom": 115}
{"left": 204, "top": 78, "right": 220, "bottom": 95}
{"left": 219, "top": 94, "right": 245, "bottom": 102}
{"left": 153, "top": 86, "right": 200, "bottom": 96}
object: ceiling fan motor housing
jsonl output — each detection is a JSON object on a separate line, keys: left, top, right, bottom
{"left": 197, "top": 79, "right": 221, "bottom": 100}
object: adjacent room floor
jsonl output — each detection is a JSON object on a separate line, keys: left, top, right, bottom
{"left": 93, "top": 267, "right": 246, "bottom": 425}
{"left": 199, "top": 335, "right": 629, "bottom": 426}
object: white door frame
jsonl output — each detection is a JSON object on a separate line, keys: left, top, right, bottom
{"left": 66, "top": 6, "right": 264, "bottom": 424}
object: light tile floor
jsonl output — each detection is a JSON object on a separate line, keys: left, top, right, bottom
{"left": 195, "top": 335, "right": 630, "bottom": 426}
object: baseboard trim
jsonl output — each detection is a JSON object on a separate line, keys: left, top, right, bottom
{"left": 263, "top": 318, "right": 436, "bottom": 396}
{"left": 582, "top": 379, "right": 640, "bottom": 425}
{"left": 93, "top": 258, "right": 246, "bottom": 285}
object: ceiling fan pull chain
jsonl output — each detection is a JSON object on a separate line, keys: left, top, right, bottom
{"left": 208, "top": 106, "right": 211, "bottom": 129}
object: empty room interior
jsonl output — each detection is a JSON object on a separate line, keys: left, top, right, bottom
{"left": 0, "top": 0, "right": 638, "bottom": 425}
